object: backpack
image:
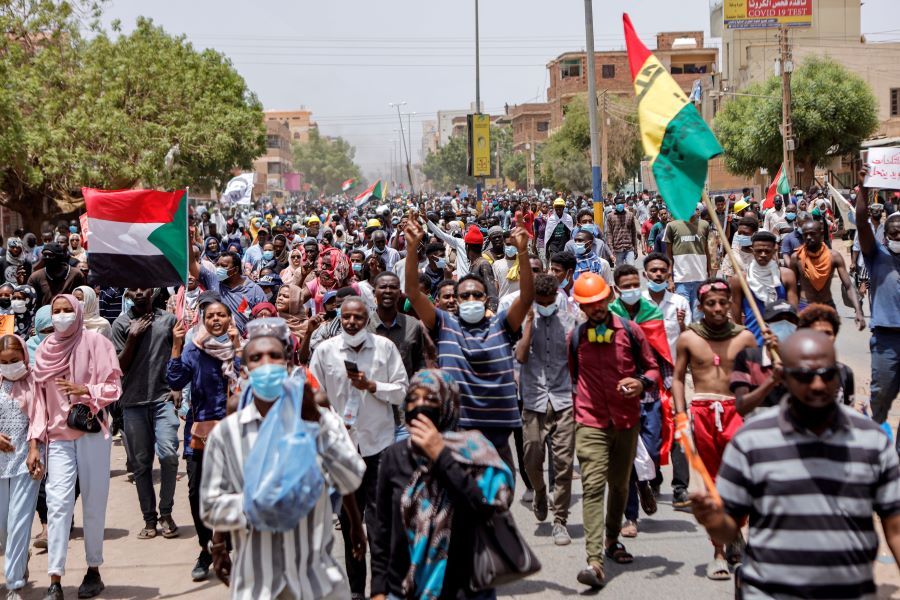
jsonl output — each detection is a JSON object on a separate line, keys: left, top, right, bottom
{"left": 568, "top": 316, "right": 645, "bottom": 384}
{"left": 241, "top": 375, "right": 325, "bottom": 532}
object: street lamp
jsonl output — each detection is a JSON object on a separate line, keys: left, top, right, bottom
{"left": 389, "top": 101, "right": 415, "bottom": 194}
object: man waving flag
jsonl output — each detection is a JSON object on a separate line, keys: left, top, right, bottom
{"left": 623, "top": 13, "right": 723, "bottom": 221}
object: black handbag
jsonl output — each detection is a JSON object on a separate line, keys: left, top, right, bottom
{"left": 470, "top": 510, "right": 541, "bottom": 591}
{"left": 66, "top": 403, "right": 102, "bottom": 434}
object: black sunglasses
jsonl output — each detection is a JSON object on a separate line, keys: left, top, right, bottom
{"left": 783, "top": 367, "right": 838, "bottom": 384}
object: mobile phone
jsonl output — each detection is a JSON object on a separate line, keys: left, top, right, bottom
{"left": 344, "top": 360, "right": 359, "bottom": 375}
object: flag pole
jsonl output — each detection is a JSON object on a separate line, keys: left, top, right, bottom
{"left": 701, "top": 192, "right": 778, "bottom": 361}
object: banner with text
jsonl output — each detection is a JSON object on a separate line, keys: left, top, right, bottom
{"left": 724, "top": 0, "right": 812, "bottom": 30}
{"left": 863, "top": 147, "right": 900, "bottom": 190}
{"left": 467, "top": 114, "right": 492, "bottom": 178}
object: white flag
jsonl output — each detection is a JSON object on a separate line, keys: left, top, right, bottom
{"left": 825, "top": 181, "right": 856, "bottom": 230}
{"left": 220, "top": 173, "right": 255, "bottom": 205}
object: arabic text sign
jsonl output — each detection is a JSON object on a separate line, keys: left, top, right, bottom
{"left": 864, "top": 147, "right": 900, "bottom": 190}
{"left": 724, "top": 0, "right": 812, "bottom": 29}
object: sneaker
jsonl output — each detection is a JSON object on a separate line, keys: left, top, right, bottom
{"left": 42, "top": 583, "right": 63, "bottom": 600}
{"left": 191, "top": 551, "right": 212, "bottom": 582}
{"left": 77, "top": 569, "right": 105, "bottom": 599}
{"left": 159, "top": 515, "right": 179, "bottom": 539}
{"left": 672, "top": 489, "right": 691, "bottom": 511}
{"left": 552, "top": 522, "right": 571, "bottom": 546}
{"left": 638, "top": 481, "right": 658, "bottom": 515}
{"left": 521, "top": 488, "right": 534, "bottom": 504}
{"left": 532, "top": 490, "right": 548, "bottom": 522}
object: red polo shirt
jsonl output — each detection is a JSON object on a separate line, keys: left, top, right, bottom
{"left": 571, "top": 315, "right": 660, "bottom": 430}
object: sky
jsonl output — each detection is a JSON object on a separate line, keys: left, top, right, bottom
{"left": 100, "top": 0, "right": 900, "bottom": 180}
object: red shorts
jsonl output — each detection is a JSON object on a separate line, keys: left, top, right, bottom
{"left": 690, "top": 395, "right": 743, "bottom": 480}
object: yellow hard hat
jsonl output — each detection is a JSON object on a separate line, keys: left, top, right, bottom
{"left": 306, "top": 215, "right": 321, "bottom": 224}
{"left": 733, "top": 199, "right": 750, "bottom": 214}
{"left": 553, "top": 198, "right": 566, "bottom": 207}
{"left": 366, "top": 218, "right": 382, "bottom": 229}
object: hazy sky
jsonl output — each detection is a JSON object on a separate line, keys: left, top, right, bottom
{"left": 100, "top": 0, "right": 899, "bottom": 178}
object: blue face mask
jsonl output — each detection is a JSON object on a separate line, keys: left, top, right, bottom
{"left": 558, "top": 277, "right": 569, "bottom": 289}
{"left": 768, "top": 320, "right": 797, "bottom": 343}
{"left": 458, "top": 300, "right": 486, "bottom": 324}
{"left": 615, "top": 203, "right": 625, "bottom": 213}
{"left": 248, "top": 363, "right": 288, "bottom": 402}
{"left": 618, "top": 288, "right": 642, "bottom": 305}
{"left": 216, "top": 266, "right": 230, "bottom": 281}
{"left": 435, "top": 258, "right": 447, "bottom": 270}
{"left": 574, "top": 242, "right": 588, "bottom": 256}
{"left": 262, "top": 250, "right": 274, "bottom": 261}
{"left": 734, "top": 234, "right": 752, "bottom": 248}
{"left": 122, "top": 297, "right": 135, "bottom": 314}
{"left": 535, "top": 302, "right": 558, "bottom": 317}
{"left": 785, "top": 212, "right": 797, "bottom": 222}
{"left": 647, "top": 280, "right": 668, "bottom": 293}
{"left": 352, "top": 262, "right": 363, "bottom": 273}
{"left": 504, "top": 245, "right": 517, "bottom": 258}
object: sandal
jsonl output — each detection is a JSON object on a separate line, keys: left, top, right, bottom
{"left": 706, "top": 558, "right": 731, "bottom": 580}
{"left": 138, "top": 524, "right": 158, "bottom": 539}
{"left": 604, "top": 541, "right": 633, "bottom": 564}
{"left": 159, "top": 516, "right": 179, "bottom": 539}
{"left": 576, "top": 562, "right": 605, "bottom": 588}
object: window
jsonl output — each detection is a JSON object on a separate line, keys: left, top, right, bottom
{"left": 268, "top": 162, "right": 282, "bottom": 175}
{"left": 266, "top": 135, "right": 282, "bottom": 149}
{"left": 560, "top": 59, "right": 581, "bottom": 79}
{"left": 601, "top": 64, "right": 615, "bottom": 79}
{"left": 892, "top": 89, "right": 900, "bottom": 117}
{"left": 536, "top": 121, "right": 549, "bottom": 132}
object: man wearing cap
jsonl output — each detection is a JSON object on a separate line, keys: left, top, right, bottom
{"left": 569, "top": 272, "right": 660, "bottom": 589}
{"left": 242, "top": 225, "right": 270, "bottom": 272}
{"left": 545, "top": 198, "right": 574, "bottom": 260}
{"left": 28, "top": 242, "right": 86, "bottom": 307}
{"left": 306, "top": 214, "right": 322, "bottom": 239}
{"left": 483, "top": 226, "right": 506, "bottom": 265}
{"left": 365, "top": 230, "right": 400, "bottom": 272}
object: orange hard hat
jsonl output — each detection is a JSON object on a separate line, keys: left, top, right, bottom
{"left": 572, "top": 272, "right": 611, "bottom": 304}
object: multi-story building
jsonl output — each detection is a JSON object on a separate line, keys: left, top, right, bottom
{"left": 264, "top": 109, "right": 316, "bottom": 144}
{"left": 253, "top": 120, "right": 293, "bottom": 200}
{"left": 421, "top": 119, "right": 439, "bottom": 158}
{"left": 506, "top": 103, "right": 552, "bottom": 153}
{"left": 545, "top": 32, "right": 717, "bottom": 130}
{"left": 436, "top": 102, "right": 484, "bottom": 147}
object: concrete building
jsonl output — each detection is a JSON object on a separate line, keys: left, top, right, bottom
{"left": 506, "top": 103, "right": 552, "bottom": 153}
{"left": 264, "top": 109, "right": 316, "bottom": 144}
{"left": 421, "top": 119, "right": 439, "bottom": 158}
{"left": 545, "top": 32, "right": 717, "bottom": 130}
{"left": 253, "top": 120, "right": 293, "bottom": 199}
{"left": 436, "top": 102, "right": 484, "bottom": 147}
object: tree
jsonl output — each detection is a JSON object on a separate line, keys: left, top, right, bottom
{"left": 292, "top": 129, "right": 362, "bottom": 195}
{"left": 504, "top": 152, "right": 527, "bottom": 189}
{"left": 0, "top": 3, "right": 266, "bottom": 232}
{"left": 714, "top": 56, "right": 878, "bottom": 189}
{"left": 539, "top": 94, "right": 642, "bottom": 193}
{"left": 422, "top": 124, "right": 514, "bottom": 191}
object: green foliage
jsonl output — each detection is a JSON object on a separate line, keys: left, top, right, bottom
{"left": 503, "top": 152, "right": 527, "bottom": 188}
{"left": 714, "top": 57, "right": 878, "bottom": 179}
{"left": 422, "top": 124, "right": 515, "bottom": 191}
{"left": 539, "top": 94, "right": 641, "bottom": 193}
{"left": 292, "top": 129, "right": 362, "bottom": 195}
{"left": 0, "top": 3, "right": 266, "bottom": 229}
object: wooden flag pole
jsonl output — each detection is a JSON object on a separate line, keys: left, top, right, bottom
{"left": 701, "top": 193, "right": 779, "bottom": 362}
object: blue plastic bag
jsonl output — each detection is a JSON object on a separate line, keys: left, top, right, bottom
{"left": 242, "top": 375, "right": 324, "bottom": 532}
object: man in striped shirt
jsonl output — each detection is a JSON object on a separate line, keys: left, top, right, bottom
{"left": 692, "top": 330, "right": 900, "bottom": 599}
{"left": 201, "top": 328, "right": 365, "bottom": 599}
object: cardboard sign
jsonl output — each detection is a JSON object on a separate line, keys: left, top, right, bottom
{"left": 863, "top": 147, "right": 900, "bottom": 189}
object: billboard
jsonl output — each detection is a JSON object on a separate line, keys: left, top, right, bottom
{"left": 724, "top": 0, "right": 812, "bottom": 29}
{"left": 467, "top": 114, "right": 492, "bottom": 178}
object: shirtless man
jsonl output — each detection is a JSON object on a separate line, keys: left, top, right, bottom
{"left": 729, "top": 230, "right": 798, "bottom": 346}
{"left": 673, "top": 278, "right": 757, "bottom": 581}
{"left": 789, "top": 219, "right": 865, "bottom": 330}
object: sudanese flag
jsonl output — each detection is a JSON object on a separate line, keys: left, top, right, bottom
{"left": 82, "top": 188, "right": 188, "bottom": 288}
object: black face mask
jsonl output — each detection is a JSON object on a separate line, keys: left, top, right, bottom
{"left": 324, "top": 309, "right": 337, "bottom": 321}
{"left": 405, "top": 405, "right": 442, "bottom": 429}
{"left": 790, "top": 397, "right": 838, "bottom": 430}
{"left": 0, "top": 298, "right": 10, "bottom": 309}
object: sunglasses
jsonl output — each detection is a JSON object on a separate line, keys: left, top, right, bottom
{"left": 783, "top": 367, "right": 838, "bottom": 384}
{"left": 698, "top": 281, "right": 729, "bottom": 297}
{"left": 457, "top": 291, "right": 486, "bottom": 301}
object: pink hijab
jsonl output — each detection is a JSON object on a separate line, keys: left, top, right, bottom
{"left": 0, "top": 333, "right": 35, "bottom": 415}
{"left": 32, "top": 295, "right": 121, "bottom": 386}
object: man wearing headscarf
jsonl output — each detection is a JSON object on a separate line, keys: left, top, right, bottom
{"left": 27, "top": 244, "right": 85, "bottom": 308}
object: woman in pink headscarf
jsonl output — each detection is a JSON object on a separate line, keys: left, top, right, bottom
{"left": 30, "top": 295, "right": 121, "bottom": 600}
{"left": 299, "top": 246, "right": 358, "bottom": 314}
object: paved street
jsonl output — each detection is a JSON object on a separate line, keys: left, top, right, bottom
{"left": 13, "top": 249, "right": 900, "bottom": 599}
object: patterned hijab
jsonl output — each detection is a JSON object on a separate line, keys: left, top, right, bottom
{"left": 400, "top": 369, "right": 513, "bottom": 599}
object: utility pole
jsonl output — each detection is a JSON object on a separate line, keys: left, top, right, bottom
{"left": 600, "top": 90, "right": 609, "bottom": 197}
{"left": 474, "top": 0, "right": 483, "bottom": 206}
{"left": 778, "top": 25, "right": 795, "bottom": 186}
{"left": 390, "top": 102, "right": 414, "bottom": 194}
{"left": 583, "top": 0, "right": 603, "bottom": 227}
{"left": 526, "top": 141, "right": 535, "bottom": 191}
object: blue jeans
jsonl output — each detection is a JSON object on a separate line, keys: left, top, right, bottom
{"left": 615, "top": 250, "right": 636, "bottom": 267}
{"left": 123, "top": 402, "right": 180, "bottom": 523}
{"left": 625, "top": 401, "right": 662, "bottom": 521}
{"left": 0, "top": 472, "right": 40, "bottom": 590}
{"left": 675, "top": 281, "right": 702, "bottom": 319}
{"left": 870, "top": 328, "right": 900, "bottom": 424}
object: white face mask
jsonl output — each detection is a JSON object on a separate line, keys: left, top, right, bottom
{"left": 0, "top": 361, "right": 27, "bottom": 381}
{"left": 888, "top": 240, "right": 900, "bottom": 254}
{"left": 51, "top": 312, "right": 77, "bottom": 333}
{"left": 342, "top": 328, "right": 368, "bottom": 347}
{"left": 10, "top": 300, "right": 27, "bottom": 314}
